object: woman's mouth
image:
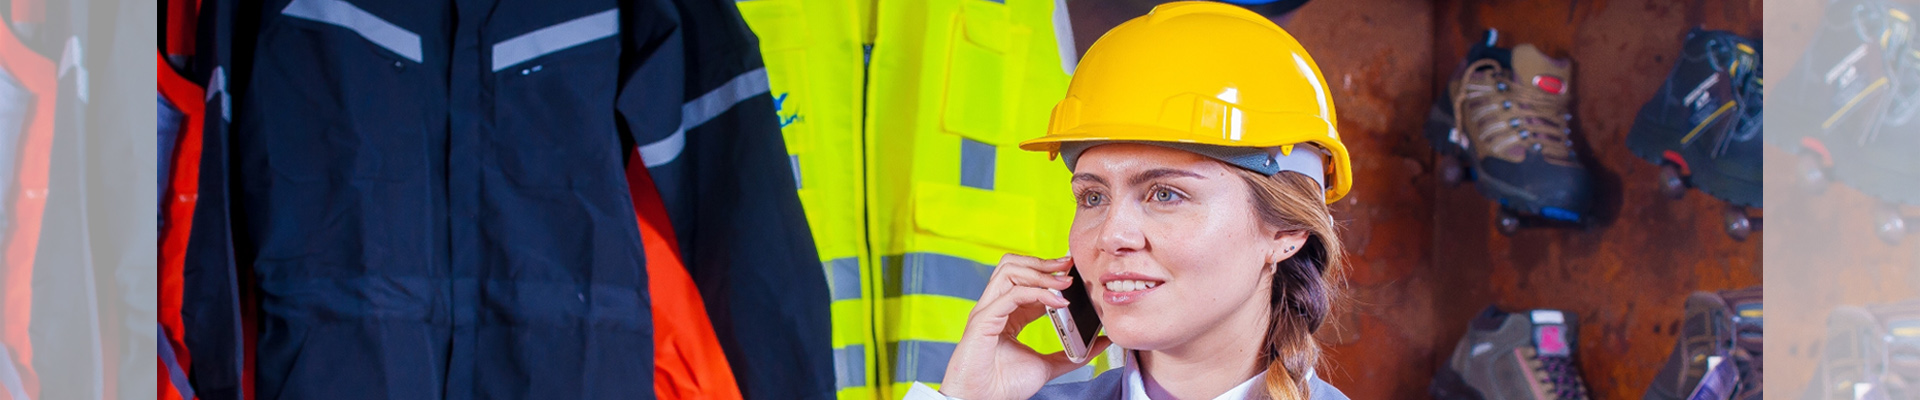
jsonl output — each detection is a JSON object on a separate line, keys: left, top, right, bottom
{"left": 1104, "top": 280, "right": 1159, "bottom": 292}
{"left": 1099, "top": 272, "right": 1165, "bottom": 305}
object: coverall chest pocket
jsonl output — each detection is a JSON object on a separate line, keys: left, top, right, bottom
{"left": 489, "top": 8, "right": 624, "bottom": 188}
{"left": 253, "top": 5, "right": 436, "bottom": 183}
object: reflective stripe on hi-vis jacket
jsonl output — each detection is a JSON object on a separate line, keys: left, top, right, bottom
{"left": 864, "top": 0, "right": 1112, "bottom": 397}
{"left": 735, "top": 0, "right": 877, "bottom": 399}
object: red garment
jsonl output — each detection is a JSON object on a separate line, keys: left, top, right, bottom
{"left": 158, "top": 52, "right": 205, "bottom": 400}
{"left": 624, "top": 148, "right": 743, "bottom": 400}
{"left": 0, "top": 13, "right": 55, "bottom": 400}
{"left": 163, "top": 0, "right": 200, "bottom": 59}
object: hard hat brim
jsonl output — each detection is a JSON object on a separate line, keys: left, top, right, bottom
{"left": 1019, "top": 124, "right": 1353, "bottom": 203}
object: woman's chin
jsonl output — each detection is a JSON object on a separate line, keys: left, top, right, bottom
{"left": 1101, "top": 317, "right": 1179, "bottom": 351}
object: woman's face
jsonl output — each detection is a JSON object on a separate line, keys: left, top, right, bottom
{"left": 1067, "top": 143, "right": 1298, "bottom": 351}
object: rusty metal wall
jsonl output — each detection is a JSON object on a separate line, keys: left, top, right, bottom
{"left": 1272, "top": 0, "right": 1765, "bottom": 398}
{"left": 1276, "top": 0, "right": 1444, "bottom": 398}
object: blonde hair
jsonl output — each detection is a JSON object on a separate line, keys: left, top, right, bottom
{"left": 1232, "top": 168, "right": 1346, "bottom": 400}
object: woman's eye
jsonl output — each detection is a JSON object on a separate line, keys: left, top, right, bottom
{"left": 1079, "top": 191, "right": 1106, "bottom": 207}
{"left": 1150, "top": 188, "right": 1180, "bottom": 202}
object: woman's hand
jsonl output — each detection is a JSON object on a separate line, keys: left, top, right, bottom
{"left": 937, "top": 254, "right": 1113, "bottom": 400}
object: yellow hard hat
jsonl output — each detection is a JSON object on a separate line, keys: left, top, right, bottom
{"left": 1019, "top": 1, "right": 1352, "bottom": 203}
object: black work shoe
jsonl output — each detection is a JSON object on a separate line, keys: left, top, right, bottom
{"left": 1774, "top": 0, "right": 1920, "bottom": 244}
{"left": 1771, "top": 0, "right": 1914, "bottom": 153}
{"left": 1627, "top": 29, "right": 1763, "bottom": 212}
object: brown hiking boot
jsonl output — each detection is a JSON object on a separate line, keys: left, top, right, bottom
{"left": 1426, "top": 30, "right": 1595, "bottom": 235}
{"left": 1644, "top": 287, "right": 1761, "bottom": 400}
{"left": 1431, "top": 307, "right": 1592, "bottom": 400}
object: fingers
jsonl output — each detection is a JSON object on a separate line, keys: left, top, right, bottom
{"left": 967, "top": 286, "right": 1070, "bottom": 338}
{"left": 967, "top": 254, "right": 1077, "bottom": 339}
{"left": 998, "top": 262, "right": 1075, "bottom": 292}
{"left": 982, "top": 254, "right": 1075, "bottom": 301}
{"left": 991, "top": 286, "right": 1071, "bottom": 315}
{"left": 1002, "top": 253, "right": 1074, "bottom": 274}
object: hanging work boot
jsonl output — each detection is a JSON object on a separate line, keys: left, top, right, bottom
{"left": 1802, "top": 300, "right": 1920, "bottom": 400}
{"left": 1626, "top": 28, "right": 1764, "bottom": 240}
{"left": 1773, "top": 0, "right": 1920, "bottom": 193}
{"left": 1427, "top": 30, "right": 1594, "bottom": 235}
{"left": 1431, "top": 307, "right": 1592, "bottom": 400}
{"left": 1770, "top": 0, "right": 1911, "bottom": 154}
{"left": 1643, "top": 287, "right": 1762, "bottom": 400}
{"left": 1771, "top": 0, "right": 1920, "bottom": 244}
{"left": 1644, "top": 292, "right": 1736, "bottom": 400}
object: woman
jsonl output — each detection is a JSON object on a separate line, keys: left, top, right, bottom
{"left": 904, "top": 2, "right": 1354, "bottom": 399}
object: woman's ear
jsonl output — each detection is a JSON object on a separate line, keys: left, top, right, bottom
{"left": 1267, "top": 229, "right": 1310, "bottom": 265}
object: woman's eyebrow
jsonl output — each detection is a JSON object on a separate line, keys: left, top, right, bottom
{"left": 1129, "top": 168, "right": 1204, "bottom": 186}
{"left": 1072, "top": 173, "right": 1108, "bottom": 186}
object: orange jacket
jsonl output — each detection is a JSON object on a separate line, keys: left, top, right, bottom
{"left": 625, "top": 147, "right": 743, "bottom": 400}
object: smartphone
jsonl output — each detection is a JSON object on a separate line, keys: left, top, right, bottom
{"left": 1046, "top": 265, "right": 1102, "bottom": 364}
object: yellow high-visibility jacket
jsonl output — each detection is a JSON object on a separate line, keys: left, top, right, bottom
{"left": 736, "top": 0, "right": 1116, "bottom": 398}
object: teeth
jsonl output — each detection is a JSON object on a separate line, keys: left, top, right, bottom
{"left": 1103, "top": 280, "right": 1160, "bottom": 293}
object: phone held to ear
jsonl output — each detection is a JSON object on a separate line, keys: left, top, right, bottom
{"left": 1047, "top": 265, "right": 1103, "bottom": 364}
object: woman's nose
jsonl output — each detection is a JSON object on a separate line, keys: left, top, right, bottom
{"left": 1097, "top": 204, "right": 1147, "bottom": 255}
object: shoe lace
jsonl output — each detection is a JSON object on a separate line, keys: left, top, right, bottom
{"left": 1543, "top": 353, "right": 1589, "bottom": 400}
{"left": 1459, "top": 59, "right": 1577, "bottom": 162}
{"left": 1716, "top": 61, "right": 1762, "bottom": 158}
{"left": 1534, "top": 352, "right": 1591, "bottom": 400}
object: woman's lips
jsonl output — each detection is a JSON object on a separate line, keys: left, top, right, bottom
{"left": 1102, "top": 281, "right": 1161, "bottom": 305}
{"left": 1098, "top": 271, "right": 1166, "bottom": 306}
